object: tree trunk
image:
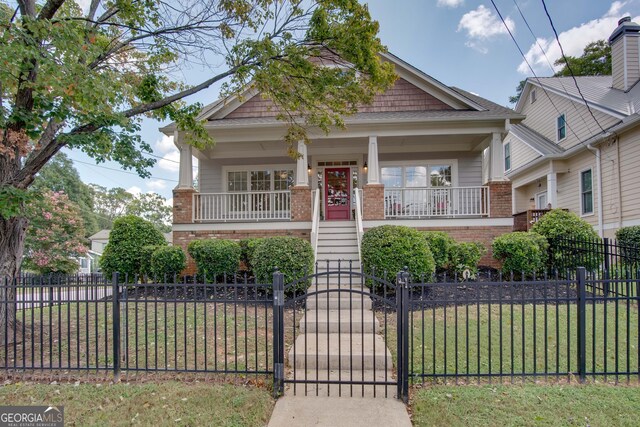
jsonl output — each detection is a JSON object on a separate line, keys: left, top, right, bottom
{"left": 0, "top": 215, "right": 28, "bottom": 346}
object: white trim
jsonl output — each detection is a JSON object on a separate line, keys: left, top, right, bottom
{"left": 222, "top": 164, "right": 296, "bottom": 192}
{"left": 504, "top": 141, "right": 511, "bottom": 172}
{"left": 173, "top": 221, "right": 312, "bottom": 232}
{"left": 363, "top": 218, "right": 513, "bottom": 228}
{"left": 535, "top": 191, "right": 548, "bottom": 209}
{"left": 579, "top": 167, "right": 594, "bottom": 217}
{"left": 530, "top": 89, "right": 537, "bottom": 104}
{"left": 508, "top": 131, "right": 545, "bottom": 156}
{"left": 379, "top": 159, "right": 459, "bottom": 188}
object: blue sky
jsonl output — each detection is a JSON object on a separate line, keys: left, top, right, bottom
{"left": 65, "top": 0, "right": 640, "bottom": 204}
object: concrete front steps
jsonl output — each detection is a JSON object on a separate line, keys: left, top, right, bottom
{"left": 316, "top": 220, "right": 361, "bottom": 273}
{"left": 299, "top": 309, "right": 380, "bottom": 333}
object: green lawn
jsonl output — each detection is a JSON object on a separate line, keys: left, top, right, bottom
{"left": 2, "top": 300, "right": 294, "bottom": 375}
{"left": 382, "top": 302, "right": 638, "bottom": 381}
{"left": 0, "top": 381, "right": 274, "bottom": 426}
{"left": 410, "top": 384, "right": 640, "bottom": 426}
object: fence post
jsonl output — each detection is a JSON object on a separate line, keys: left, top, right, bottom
{"left": 396, "top": 268, "right": 410, "bottom": 403}
{"left": 272, "top": 269, "right": 285, "bottom": 398}
{"left": 577, "top": 267, "right": 586, "bottom": 383}
{"left": 603, "top": 238, "right": 610, "bottom": 296}
{"left": 112, "top": 272, "right": 121, "bottom": 382}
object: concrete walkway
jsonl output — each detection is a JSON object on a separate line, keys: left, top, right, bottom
{"left": 267, "top": 396, "right": 412, "bottom": 427}
{"left": 268, "top": 268, "right": 412, "bottom": 426}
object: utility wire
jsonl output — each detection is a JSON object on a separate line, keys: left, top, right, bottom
{"left": 142, "top": 150, "right": 180, "bottom": 163}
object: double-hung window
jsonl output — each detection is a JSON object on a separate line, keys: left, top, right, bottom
{"left": 580, "top": 169, "right": 593, "bottom": 215}
{"left": 557, "top": 114, "right": 566, "bottom": 141}
{"left": 504, "top": 142, "right": 511, "bottom": 172}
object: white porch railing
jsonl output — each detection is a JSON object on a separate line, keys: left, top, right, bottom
{"left": 310, "top": 189, "right": 320, "bottom": 259}
{"left": 384, "top": 186, "right": 489, "bottom": 218}
{"left": 193, "top": 191, "right": 291, "bottom": 222}
{"left": 354, "top": 188, "right": 364, "bottom": 262}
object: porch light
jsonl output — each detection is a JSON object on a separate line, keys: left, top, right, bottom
{"left": 307, "top": 163, "right": 312, "bottom": 176}
{"left": 363, "top": 162, "right": 368, "bottom": 174}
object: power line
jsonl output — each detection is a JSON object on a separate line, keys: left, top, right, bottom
{"left": 69, "top": 158, "right": 178, "bottom": 183}
{"left": 540, "top": 0, "right": 608, "bottom": 135}
{"left": 142, "top": 150, "right": 180, "bottom": 163}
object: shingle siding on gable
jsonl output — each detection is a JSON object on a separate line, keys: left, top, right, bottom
{"left": 519, "top": 88, "right": 619, "bottom": 150}
{"left": 223, "top": 78, "right": 453, "bottom": 119}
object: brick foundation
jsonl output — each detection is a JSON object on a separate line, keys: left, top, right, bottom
{"left": 363, "top": 184, "right": 385, "bottom": 220}
{"left": 291, "top": 186, "right": 312, "bottom": 221}
{"left": 173, "top": 188, "right": 196, "bottom": 224}
{"left": 488, "top": 181, "right": 512, "bottom": 218}
{"left": 173, "top": 228, "right": 311, "bottom": 275}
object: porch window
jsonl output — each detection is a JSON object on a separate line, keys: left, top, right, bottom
{"left": 381, "top": 164, "right": 455, "bottom": 188}
{"left": 557, "top": 114, "right": 566, "bottom": 141}
{"left": 226, "top": 168, "right": 294, "bottom": 192}
{"left": 430, "top": 165, "right": 452, "bottom": 187}
{"left": 581, "top": 169, "right": 593, "bottom": 215}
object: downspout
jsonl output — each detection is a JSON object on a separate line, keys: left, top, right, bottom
{"left": 586, "top": 143, "right": 603, "bottom": 238}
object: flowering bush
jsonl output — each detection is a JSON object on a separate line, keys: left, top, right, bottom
{"left": 23, "top": 191, "right": 88, "bottom": 274}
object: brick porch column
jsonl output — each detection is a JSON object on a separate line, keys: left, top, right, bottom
{"left": 173, "top": 188, "right": 196, "bottom": 224}
{"left": 363, "top": 184, "right": 385, "bottom": 220}
{"left": 488, "top": 181, "right": 512, "bottom": 218}
{"left": 291, "top": 186, "right": 312, "bottom": 221}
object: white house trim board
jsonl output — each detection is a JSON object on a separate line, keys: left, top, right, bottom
{"left": 509, "top": 132, "right": 545, "bottom": 157}
{"left": 173, "top": 222, "right": 312, "bottom": 232}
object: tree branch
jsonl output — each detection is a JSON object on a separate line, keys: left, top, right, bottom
{"left": 37, "top": 0, "right": 67, "bottom": 21}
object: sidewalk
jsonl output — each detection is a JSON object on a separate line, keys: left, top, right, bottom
{"left": 267, "top": 396, "right": 412, "bottom": 427}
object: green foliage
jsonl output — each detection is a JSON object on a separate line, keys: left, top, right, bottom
{"left": 23, "top": 191, "right": 87, "bottom": 275}
{"left": 187, "top": 239, "right": 241, "bottom": 281}
{"left": 361, "top": 225, "right": 435, "bottom": 282}
{"left": 492, "top": 232, "right": 549, "bottom": 276}
{"left": 151, "top": 246, "right": 186, "bottom": 281}
{"left": 532, "top": 209, "right": 601, "bottom": 270}
{"left": 554, "top": 40, "right": 611, "bottom": 77}
{"left": 125, "top": 193, "right": 172, "bottom": 233}
{"left": 239, "top": 238, "right": 264, "bottom": 270}
{"left": 508, "top": 79, "right": 526, "bottom": 105}
{"left": 99, "top": 215, "right": 167, "bottom": 280}
{"left": 250, "top": 237, "right": 314, "bottom": 291}
{"left": 448, "top": 242, "right": 485, "bottom": 277}
{"left": 422, "top": 231, "right": 455, "bottom": 272}
{"left": 615, "top": 226, "right": 640, "bottom": 265}
{"left": 139, "top": 245, "right": 162, "bottom": 278}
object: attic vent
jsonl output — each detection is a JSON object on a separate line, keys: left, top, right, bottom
{"left": 530, "top": 89, "right": 537, "bottom": 104}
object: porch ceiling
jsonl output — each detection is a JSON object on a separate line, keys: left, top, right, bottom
{"left": 196, "top": 134, "right": 491, "bottom": 160}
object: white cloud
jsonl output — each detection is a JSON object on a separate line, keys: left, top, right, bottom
{"left": 127, "top": 186, "right": 142, "bottom": 196}
{"left": 158, "top": 150, "right": 180, "bottom": 173}
{"left": 155, "top": 135, "right": 176, "bottom": 154}
{"left": 164, "top": 197, "right": 174, "bottom": 208}
{"left": 147, "top": 179, "right": 167, "bottom": 191}
{"left": 437, "top": 0, "right": 464, "bottom": 8}
{"left": 458, "top": 5, "right": 515, "bottom": 53}
{"left": 518, "top": 2, "right": 639, "bottom": 74}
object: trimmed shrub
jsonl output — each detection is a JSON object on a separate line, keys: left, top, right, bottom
{"left": 448, "top": 242, "right": 485, "bottom": 277}
{"left": 361, "top": 225, "right": 435, "bottom": 283}
{"left": 187, "top": 239, "right": 241, "bottom": 281}
{"left": 531, "top": 209, "right": 601, "bottom": 270}
{"left": 492, "top": 232, "right": 549, "bottom": 276}
{"left": 251, "top": 237, "right": 314, "bottom": 292}
{"left": 140, "top": 245, "right": 162, "bottom": 278}
{"left": 616, "top": 226, "right": 640, "bottom": 265}
{"left": 151, "top": 246, "right": 186, "bottom": 281}
{"left": 423, "top": 231, "right": 455, "bottom": 272}
{"left": 239, "top": 238, "right": 264, "bottom": 271}
{"left": 99, "top": 215, "right": 167, "bottom": 280}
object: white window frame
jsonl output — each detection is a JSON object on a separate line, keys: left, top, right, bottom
{"left": 379, "top": 159, "right": 459, "bottom": 188}
{"left": 580, "top": 167, "right": 594, "bottom": 217}
{"left": 222, "top": 164, "right": 296, "bottom": 192}
{"left": 504, "top": 142, "right": 511, "bottom": 172}
{"left": 530, "top": 89, "right": 537, "bottom": 104}
{"left": 556, "top": 113, "right": 567, "bottom": 142}
{"left": 535, "top": 191, "right": 547, "bottom": 209}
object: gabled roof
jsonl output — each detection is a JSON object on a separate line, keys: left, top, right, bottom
{"left": 509, "top": 123, "right": 564, "bottom": 156}
{"left": 161, "top": 52, "right": 522, "bottom": 134}
{"left": 517, "top": 76, "right": 637, "bottom": 118}
{"left": 89, "top": 229, "right": 110, "bottom": 241}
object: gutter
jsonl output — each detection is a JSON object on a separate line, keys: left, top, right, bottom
{"left": 586, "top": 142, "right": 604, "bottom": 238}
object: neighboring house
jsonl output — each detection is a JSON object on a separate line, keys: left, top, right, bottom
{"left": 89, "top": 229, "right": 173, "bottom": 256}
{"left": 505, "top": 17, "right": 640, "bottom": 238}
{"left": 163, "top": 52, "right": 524, "bottom": 271}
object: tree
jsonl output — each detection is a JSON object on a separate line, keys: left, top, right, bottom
{"left": 554, "top": 40, "right": 611, "bottom": 77}
{"left": 22, "top": 191, "right": 87, "bottom": 275}
{"left": 0, "top": 0, "right": 395, "bottom": 286}
{"left": 509, "top": 39, "right": 611, "bottom": 104}
{"left": 31, "top": 152, "right": 99, "bottom": 236}
{"left": 126, "top": 193, "right": 172, "bottom": 233}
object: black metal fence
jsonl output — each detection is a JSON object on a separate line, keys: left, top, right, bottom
{"left": 1, "top": 266, "right": 639, "bottom": 396}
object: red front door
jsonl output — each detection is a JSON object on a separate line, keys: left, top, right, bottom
{"left": 325, "top": 168, "right": 351, "bottom": 220}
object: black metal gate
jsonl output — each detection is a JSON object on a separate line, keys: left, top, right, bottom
{"left": 272, "top": 264, "right": 410, "bottom": 401}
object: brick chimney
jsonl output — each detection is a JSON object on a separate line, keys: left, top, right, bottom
{"left": 609, "top": 16, "right": 640, "bottom": 91}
